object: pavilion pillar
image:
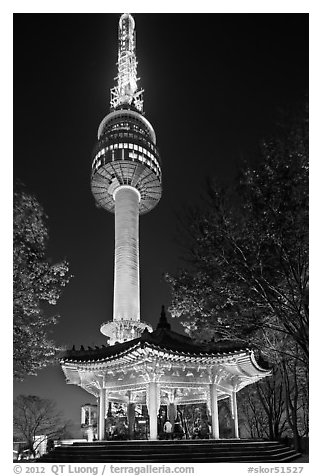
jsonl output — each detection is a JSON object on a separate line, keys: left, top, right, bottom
{"left": 147, "top": 382, "right": 159, "bottom": 440}
{"left": 167, "top": 403, "right": 176, "bottom": 428}
{"left": 167, "top": 390, "right": 177, "bottom": 428}
{"left": 231, "top": 391, "right": 239, "bottom": 439}
{"left": 127, "top": 402, "right": 136, "bottom": 439}
{"left": 98, "top": 388, "right": 107, "bottom": 440}
{"left": 210, "top": 384, "right": 220, "bottom": 439}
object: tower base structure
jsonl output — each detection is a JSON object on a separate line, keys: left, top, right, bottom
{"left": 100, "top": 319, "right": 152, "bottom": 345}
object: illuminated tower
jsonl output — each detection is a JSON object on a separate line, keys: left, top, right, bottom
{"left": 91, "top": 14, "right": 162, "bottom": 345}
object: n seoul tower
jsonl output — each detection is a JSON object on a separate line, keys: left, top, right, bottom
{"left": 91, "top": 14, "right": 162, "bottom": 345}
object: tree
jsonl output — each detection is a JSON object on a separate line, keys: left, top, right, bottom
{"left": 239, "top": 366, "right": 288, "bottom": 440}
{"left": 13, "top": 394, "right": 72, "bottom": 457}
{"left": 239, "top": 388, "right": 269, "bottom": 439}
{"left": 280, "top": 343, "right": 309, "bottom": 448}
{"left": 165, "top": 103, "right": 308, "bottom": 448}
{"left": 166, "top": 103, "right": 308, "bottom": 364}
{"left": 13, "top": 183, "right": 71, "bottom": 379}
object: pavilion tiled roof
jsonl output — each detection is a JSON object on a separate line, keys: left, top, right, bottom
{"left": 61, "top": 307, "right": 252, "bottom": 363}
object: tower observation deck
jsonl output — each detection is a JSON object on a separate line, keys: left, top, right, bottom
{"left": 91, "top": 14, "right": 162, "bottom": 345}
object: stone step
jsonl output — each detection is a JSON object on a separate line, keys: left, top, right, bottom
{"left": 70, "top": 440, "right": 284, "bottom": 448}
{"left": 52, "top": 446, "right": 288, "bottom": 456}
{"left": 71, "top": 438, "right": 280, "bottom": 445}
{"left": 41, "top": 453, "right": 301, "bottom": 464}
{"left": 38, "top": 440, "right": 301, "bottom": 463}
{"left": 43, "top": 439, "right": 295, "bottom": 447}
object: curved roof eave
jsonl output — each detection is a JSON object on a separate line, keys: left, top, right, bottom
{"left": 61, "top": 340, "right": 251, "bottom": 366}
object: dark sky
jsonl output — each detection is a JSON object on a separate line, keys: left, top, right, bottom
{"left": 13, "top": 13, "right": 308, "bottom": 432}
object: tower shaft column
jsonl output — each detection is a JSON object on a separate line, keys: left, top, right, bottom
{"left": 114, "top": 186, "right": 140, "bottom": 322}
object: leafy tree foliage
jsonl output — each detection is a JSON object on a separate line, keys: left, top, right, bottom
{"left": 165, "top": 104, "right": 308, "bottom": 447}
{"left": 13, "top": 394, "right": 72, "bottom": 457}
{"left": 13, "top": 184, "right": 71, "bottom": 379}
{"left": 166, "top": 104, "right": 308, "bottom": 364}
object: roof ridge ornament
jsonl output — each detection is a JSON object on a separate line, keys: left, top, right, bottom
{"left": 157, "top": 305, "right": 171, "bottom": 330}
{"left": 141, "top": 327, "right": 151, "bottom": 341}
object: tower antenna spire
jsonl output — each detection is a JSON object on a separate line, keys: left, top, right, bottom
{"left": 110, "top": 13, "right": 144, "bottom": 112}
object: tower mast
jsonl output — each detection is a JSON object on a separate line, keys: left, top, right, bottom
{"left": 110, "top": 13, "right": 144, "bottom": 112}
{"left": 91, "top": 13, "right": 162, "bottom": 345}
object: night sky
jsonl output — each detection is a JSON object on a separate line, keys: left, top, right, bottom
{"left": 13, "top": 13, "right": 308, "bottom": 432}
